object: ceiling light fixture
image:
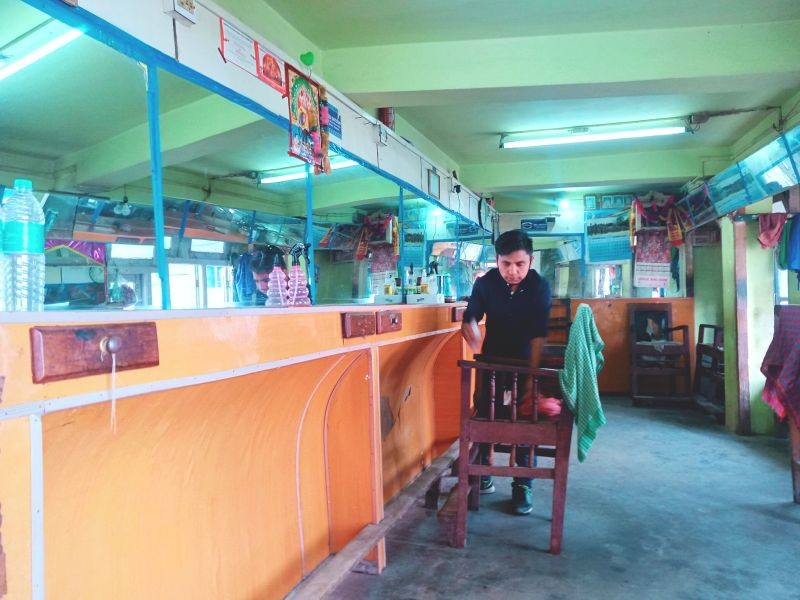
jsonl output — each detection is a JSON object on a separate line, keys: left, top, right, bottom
{"left": 0, "top": 20, "right": 83, "bottom": 83}
{"left": 501, "top": 123, "right": 687, "bottom": 149}
{"left": 259, "top": 159, "right": 357, "bottom": 184}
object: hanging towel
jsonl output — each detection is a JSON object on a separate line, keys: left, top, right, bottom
{"left": 761, "top": 305, "right": 800, "bottom": 429}
{"left": 758, "top": 213, "right": 788, "bottom": 249}
{"left": 559, "top": 304, "right": 605, "bottom": 462}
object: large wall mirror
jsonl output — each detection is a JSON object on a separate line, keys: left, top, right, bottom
{"left": 1, "top": 0, "right": 153, "bottom": 310}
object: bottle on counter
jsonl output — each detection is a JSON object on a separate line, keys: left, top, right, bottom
{"left": 3, "top": 179, "right": 45, "bottom": 311}
{"left": 287, "top": 243, "right": 311, "bottom": 306}
{"left": 265, "top": 253, "right": 288, "bottom": 307}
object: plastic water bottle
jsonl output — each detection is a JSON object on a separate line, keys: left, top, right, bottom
{"left": 0, "top": 200, "right": 6, "bottom": 312}
{"left": 3, "top": 179, "right": 45, "bottom": 311}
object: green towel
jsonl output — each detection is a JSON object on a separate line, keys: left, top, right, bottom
{"left": 559, "top": 304, "right": 605, "bottom": 462}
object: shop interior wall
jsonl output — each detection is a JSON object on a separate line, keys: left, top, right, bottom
{"left": 693, "top": 244, "right": 724, "bottom": 337}
{"left": 573, "top": 298, "right": 695, "bottom": 395}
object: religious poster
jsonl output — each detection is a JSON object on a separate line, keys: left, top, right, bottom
{"left": 218, "top": 18, "right": 257, "bottom": 76}
{"left": 285, "top": 64, "right": 321, "bottom": 167}
{"left": 255, "top": 42, "right": 285, "bottom": 93}
{"left": 633, "top": 229, "right": 671, "bottom": 288}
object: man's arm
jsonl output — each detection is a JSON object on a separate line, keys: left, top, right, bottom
{"left": 462, "top": 319, "right": 483, "bottom": 353}
{"left": 529, "top": 336, "right": 546, "bottom": 371}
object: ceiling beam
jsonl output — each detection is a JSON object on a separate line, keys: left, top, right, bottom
{"left": 460, "top": 146, "right": 732, "bottom": 194}
{"left": 323, "top": 21, "right": 800, "bottom": 107}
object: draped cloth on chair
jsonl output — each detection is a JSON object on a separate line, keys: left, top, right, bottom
{"left": 559, "top": 304, "right": 605, "bottom": 462}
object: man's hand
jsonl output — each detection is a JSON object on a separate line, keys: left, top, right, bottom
{"left": 461, "top": 319, "right": 483, "bottom": 353}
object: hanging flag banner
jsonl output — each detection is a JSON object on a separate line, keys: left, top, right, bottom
{"left": 285, "top": 63, "right": 322, "bottom": 167}
{"left": 255, "top": 42, "right": 285, "bottom": 93}
{"left": 218, "top": 18, "right": 257, "bottom": 76}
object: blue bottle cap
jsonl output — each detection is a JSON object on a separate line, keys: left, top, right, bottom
{"left": 13, "top": 179, "right": 33, "bottom": 192}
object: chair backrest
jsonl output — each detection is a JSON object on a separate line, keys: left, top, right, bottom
{"left": 458, "top": 356, "right": 562, "bottom": 425}
{"left": 629, "top": 303, "right": 673, "bottom": 344}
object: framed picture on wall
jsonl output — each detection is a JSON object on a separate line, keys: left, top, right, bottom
{"left": 584, "top": 195, "right": 597, "bottom": 210}
{"left": 427, "top": 169, "right": 441, "bottom": 199}
{"left": 601, "top": 195, "right": 614, "bottom": 209}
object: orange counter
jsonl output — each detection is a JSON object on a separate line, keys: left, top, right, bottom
{"left": 0, "top": 304, "right": 464, "bottom": 599}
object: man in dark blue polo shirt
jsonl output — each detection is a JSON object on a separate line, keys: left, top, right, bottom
{"left": 462, "top": 229, "right": 552, "bottom": 515}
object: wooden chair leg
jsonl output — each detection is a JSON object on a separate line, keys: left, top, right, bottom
{"left": 790, "top": 420, "right": 800, "bottom": 504}
{"left": 549, "top": 417, "right": 573, "bottom": 554}
{"left": 452, "top": 438, "right": 471, "bottom": 547}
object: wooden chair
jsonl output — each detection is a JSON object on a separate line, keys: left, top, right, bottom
{"left": 629, "top": 303, "right": 691, "bottom": 405}
{"left": 449, "top": 356, "right": 574, "bottom": 554}
{"left": 693, "top": 324, "right": 725, "bottom": 420}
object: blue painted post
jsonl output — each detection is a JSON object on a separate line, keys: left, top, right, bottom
{"left": 399, "top": 187, "right": 405, "bottom": 303}
{"left": 146, "top": 64, "right": 170, "bottom": 309}
{"left": 305, "top": 163, "right": 316, "bottom": 304}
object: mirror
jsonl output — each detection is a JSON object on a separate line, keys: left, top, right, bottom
{"left": 310, "top": 163, "right": 401, "bottom": 305}
{"left": 0, "top": 1, "right": 152, "bottom": 310}
{"left": 155, "top": 68, "right": 305, "bottom": 309}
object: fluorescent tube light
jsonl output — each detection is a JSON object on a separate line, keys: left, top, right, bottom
{"left": 501, "top": 126, "right": 687, "bottom": 149}
{"left": 260, "top": 159, "right": 357, "bottom": 184}
{"left": 0, "top": 26, "right": 83, "bottom": 83}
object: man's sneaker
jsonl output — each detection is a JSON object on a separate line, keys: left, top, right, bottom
{"left": 511, "top": 483, "right": 533, "bottom": 515}
{"left": 479, "top": 476, "right": 495, "bottom": 495}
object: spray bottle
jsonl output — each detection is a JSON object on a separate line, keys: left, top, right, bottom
{"left": 287, "top": 242, "right": 311, "bottom": 306}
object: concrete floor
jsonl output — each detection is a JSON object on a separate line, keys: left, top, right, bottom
{"left": 330, "top": 397, "right": 799, "bottom": 600}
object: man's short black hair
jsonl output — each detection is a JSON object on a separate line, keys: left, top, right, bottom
{"left": 495, "top": 229, "right": 533, "bottom": 256}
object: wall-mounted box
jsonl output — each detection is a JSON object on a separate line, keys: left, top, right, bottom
{"left": 341, "top": 312, "right": 376, "bottom": 339}
{"left": 376, "top": 310, "right": 402, "bottom": 334}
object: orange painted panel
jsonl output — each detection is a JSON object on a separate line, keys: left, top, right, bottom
{"left": 326, "top": 352, "right": 373, "bottom": 552}
{"left": 574, "top": 299, "right": 695, "bottom": 393}
{"left": 41, "top": 355, "right": 348, "bottom": 600}
{"left": 379, "top": 334, "right": 458, "bottom": 501}
{"left": 432, "top": 332, "right": 463, "bottom": 456}
{"left": 296, "top": 355, "right": 353, "bottom": 575}
{"left": 0, "top": 418, "right": 32, "bottom": 600}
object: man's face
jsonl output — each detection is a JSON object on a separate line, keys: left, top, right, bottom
{"left": 497, "top": 249, "right": 532, "bottom": 286}
{"left": 253, "top": 271, "right": 271, "bottom": 293}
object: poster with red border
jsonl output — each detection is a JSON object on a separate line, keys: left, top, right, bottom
{"left": 254, "top": 42, "right": 285, "bottom": 93}
{"left": 219, "top": 17, "right": 257, "bottom": 76}
{"left": 285, "top": 63, "right": 321, "bottom": 167}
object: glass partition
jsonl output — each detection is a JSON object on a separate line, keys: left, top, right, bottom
{"left": 1, "top": 1, "right": 153, "bottom": 310}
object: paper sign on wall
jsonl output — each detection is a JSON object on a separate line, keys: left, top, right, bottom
{"left": 328, "top": 103, "right": 342, "bottom": 139}
{"left": 219, "top": 18, "right": 257, "bottom": 76}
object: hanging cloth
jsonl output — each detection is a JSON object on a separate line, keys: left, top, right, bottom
{"left": 758, "top": 213, "right": 788, "bottom": 249}
{"left": 778, "top": 216, "right": 792, "bottom": 270}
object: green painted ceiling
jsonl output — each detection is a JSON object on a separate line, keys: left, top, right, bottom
{"left": 260, "top": 0, "right": 800, "bottom": 49}
{"left": 251, "top": 0, "right": 800, "bottom": 208}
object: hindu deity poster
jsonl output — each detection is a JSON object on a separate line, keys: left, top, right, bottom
{"left": 285, "top": 64, "right": 322, "bottom": 168}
